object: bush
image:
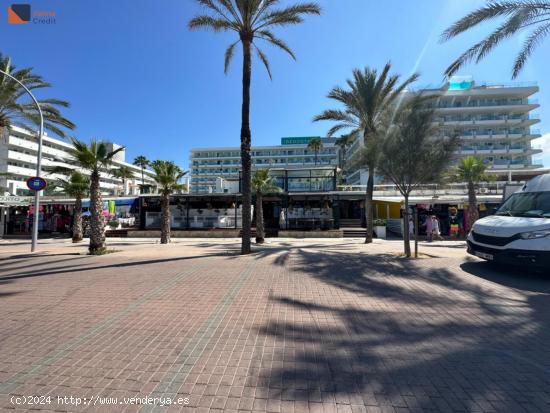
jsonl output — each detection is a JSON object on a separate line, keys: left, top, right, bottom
{"left": 107, "top": 220, "right": 119, "bottom": 229}
{"left": 373, "top": 219, "right": 387, "bottom": 227}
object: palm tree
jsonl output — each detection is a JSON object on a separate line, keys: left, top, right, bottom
{"left": 448, "top": 156, "right": 492, "bottom": 230}
{"left": 0, "top": 52, "right": 75, "bottom": 137}
{"left": 133, "top": 155, "right": 149, "bottom": 186}
{"left": 251, "top": 169, "right": 281, "bottom": 244}
{"left": 307, "top": 137, "right": 323, "bottom": 165}
{"left": 112, "top": 165, "right": 135, "bottom": 195}
{"left": 53, "top": 171, "right": 89, "bottom": 243}
{"left": 189, "top": 0, "right": 321, "bottom": 254}
{"left": 69, "top": 138, "right": 124, "bottom": 254}
{"left": 335, "top": 134, "right": 353, "bottom": 171}
{"left": 150, "top": 160, "right": 187, "bottom": 244}
{"left": 441, "top": 1, "right": 550, "bottom": 78}
{"left": 378, "top": 96, "right": 459, "bottom": 257}
{"left": 314, "top": 63, "right": 419, "bottom": 243}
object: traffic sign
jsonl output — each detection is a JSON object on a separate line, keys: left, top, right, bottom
{"left": 26, "top": 176, "right": 48, "bottom": 192}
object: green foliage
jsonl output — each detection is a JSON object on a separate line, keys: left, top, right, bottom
{"left": 108, "top": 221, "right": 119, "bottom": 229}
{"left": 133, "top": 155, "right": 149, "bottom": 169}
{"left": 307, "top": 137, "right": 323, "bottom": 152}
{"left": 441, "top": 1, "right": 550, "bottom": 78}
{"left": 0, "top": 52, "right": 75, "bottom": 137}
{"left": 189, "top": 0, "right": 321, "bottom": 79}
{"left": 251, "top": 169, "right": 281, "bottom": 195}
{"left": 373, "top": 219, "right": 387, "bottom": 227}
{"left": 448, "top": 156, "right": 492, "bottom": 185}
{"left": 54, "top": 170, "right": 89, "bottom": 198}
{"left": 313, "top": 63, "right": 419, "bottom": 169}
{"left": 151, "top": 160, "right": 187, "bottom": 196}
{"left": 377, "top": 95, "right": 460, "bottom": 195}
{"left": 112, "top": 165, "right": 135, "bottom": 182}
{"left": 69, "top": 138, "right": 125, "bottom": 174}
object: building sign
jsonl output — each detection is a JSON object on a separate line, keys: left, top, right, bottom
{"left": 448, "top": 75, "right": 473, "bottom": 91}
{"left": 0, "top": 196, "right": 33, "bottom": 205}
{"left": 281, "top": 137, "right": 319, "bottom": 145}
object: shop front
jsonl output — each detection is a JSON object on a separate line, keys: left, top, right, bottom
{"left": 281, "top": 194, "right": 336, "bottom": 230}
{"left": 373, "top": 196, "right": 502, "bottom": 238}
{"left": 1, "top": 197, "right": 74, "bottom": 236}
{"left": 140, "top": 195, "right": 245, "bottom": 230}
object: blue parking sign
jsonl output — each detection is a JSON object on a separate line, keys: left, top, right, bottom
{"left": 26, "top": 176, "right": 48, "bottom": 191}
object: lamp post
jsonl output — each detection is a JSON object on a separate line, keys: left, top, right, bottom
{"left": 0, "top": 69, "right": 44, "bottom": 252}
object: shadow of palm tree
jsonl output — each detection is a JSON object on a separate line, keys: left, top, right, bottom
{"left": 252, "top": 250, "right": 550, "bottom": 412}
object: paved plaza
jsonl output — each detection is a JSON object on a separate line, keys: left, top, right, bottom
{"left": 0, "top": 238, "right": 549, "bottom": 412}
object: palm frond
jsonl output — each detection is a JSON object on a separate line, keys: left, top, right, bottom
{"left": 224, "top": 41, "right": 239, "bottom": 74}
{"left": 255, "top": 30, "right": 296, "bottom": 59}
{"left": 188, "top": 15, "right": 234, "bottom": 31}
{"left": 441, "top": 1, "right": 542, "bottom": 40}
{"left": 256, "top": 3, "right": 321, "bottom": 29}
{"left": 513, "top": 20, "right": 550, "bottom": 76}
{"left": 254, "top": 45, "right": 273, "bottom": 79}
{"left": 442, "top": 1, "right": 550, "bottom": 78}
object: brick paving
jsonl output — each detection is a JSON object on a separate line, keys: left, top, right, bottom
{"left": 0, "top": 239, "right": 549, "bottom": 412}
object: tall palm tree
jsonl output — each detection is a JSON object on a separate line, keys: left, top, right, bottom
{"left": 307, "top": 137, "right": 323, "bottom": 165}
{"left": 0, "top": 53, "right": 75, "bottom": 137}
{"left": 150, "top": 160, "right": 187, "bottom": 244}
{"left": 441, "top": 1, "right": 550, "bottom": 78}
{"left": 448, "top": 156, "right": 492, "bottom": 230}
{"left": 133, "top": 155, "right": 149, "bottom": 185}
{"left": 314, "top": 63, "right": 419, "bottom": 243}
{"left": 69, "top": 138, "right": 124, "bottom": 254}
{"left": 189, "top": 0, "right": 321, "bottom": 254}
{"left": 251, "top": 169, "right": 281, "bottom": 244}
{"left": 52, "top": 170, "right": 89, "bottom": 243}
{"left": 112, "top": 165, "right": 135, "bottom": 195}
{"left": 335, "top": 134, "right": 353, "bottom": 170}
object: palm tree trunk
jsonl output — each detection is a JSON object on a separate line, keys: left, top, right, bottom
{"left": 255, "top": 193, "right": 265, "bottom": 244}
{"left": 364, "top": 167, "right": 374, "bottom": 244}
{"left": 240, "top": 38, "right": 253, "bottom": 255}
{"left": 403, "top": 195, "right": 411, "bottom": 257}
{"left": 160, "top": 193, "right": 170, "bottom": 244}
{"left": 141, "top": 167, "right": 145, "bottom": 185}
{"left": 315, "top": 150, "right": 318, "bottom": 165}
{"left": 72, "top": 195, "right": 83, "bottom": 243}
{"left": 467, "top": 180, "right": 479, "bottom": 230}
{"left": 89, "top": 170, "right": 105, "bottom": 254}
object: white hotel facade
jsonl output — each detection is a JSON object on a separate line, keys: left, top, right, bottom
{"left": 190, "top": 137, "right": 338, "bottom": 193}
{"left": 346, "top": 77, "right": 544, "bottom": 185}
{"left": 190, "top": 78, "right": 544, "bottom": 193}
{"left": 0, "top": 126, "right": 156, "bottom": 196}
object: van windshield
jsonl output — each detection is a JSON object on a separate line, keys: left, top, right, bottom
{"left": 496, "top": 192, "right": 550, "bottom": 218}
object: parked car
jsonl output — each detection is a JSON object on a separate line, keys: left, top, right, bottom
{"left": 467, "top": 174, "right": 550, "bottom": 268}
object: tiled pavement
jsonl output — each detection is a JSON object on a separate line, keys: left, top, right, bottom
{"left": 0, "top": 239, "right": 550, "bottom": 412}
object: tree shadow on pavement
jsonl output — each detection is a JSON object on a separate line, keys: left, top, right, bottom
{"left": 253, "top": 249, "right": 550, "bottom": 412}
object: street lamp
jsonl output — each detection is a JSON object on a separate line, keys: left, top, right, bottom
{"left": 0, "top": 69, "right": 44, "bottom": 252}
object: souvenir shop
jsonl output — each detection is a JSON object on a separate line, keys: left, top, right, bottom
{"left": 373, "top": 196, "right": 502, "bottom": 238}
{"left": 2, "top": 201, "right": 74, "bottom": 236}
{"left": 1, "top": 197, "right": 140, "bottom": 237}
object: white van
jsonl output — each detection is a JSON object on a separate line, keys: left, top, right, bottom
{"left": 467, "top": 174, "right": 550, "bottom": 268}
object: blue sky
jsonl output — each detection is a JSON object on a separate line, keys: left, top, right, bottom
{"left": 2, "top": 0, "right": 549, "bottom": 168}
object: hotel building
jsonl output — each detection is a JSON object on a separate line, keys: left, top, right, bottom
{"left": 346, "top": 76, "right": 543, "bottom": 185}
{"left": 190, "top": 137, "right": 338, "bottom": 193}
{"left": 0, "top": 126, "right": 156, "bottom": 196}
